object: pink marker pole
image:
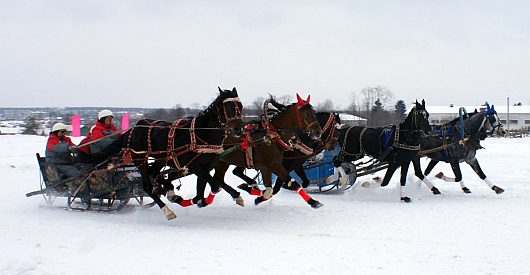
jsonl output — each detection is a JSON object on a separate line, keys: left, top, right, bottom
{"left": 121, "top": 113, "right": 130, "bottom": 130}
{"left": 71, "top": 114, "right": 81, "bottom": 137}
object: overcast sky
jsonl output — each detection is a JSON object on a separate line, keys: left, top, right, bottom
{"left": 1, "top": 0, "right": 529, "bottom": 109}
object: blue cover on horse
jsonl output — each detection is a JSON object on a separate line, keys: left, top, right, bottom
{"left": 381, "top": 127, "right": 393, "bottom": 150}
{"left": 438, "top": 124, "right": 453, "bottom": 137}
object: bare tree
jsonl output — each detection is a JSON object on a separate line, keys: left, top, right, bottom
{"left": 315, "top": 99, "right": 336, "bottom": 112}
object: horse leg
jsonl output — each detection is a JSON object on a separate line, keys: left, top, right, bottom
{"left": 412, "top": 157, "right": 441, "bottom": 195}
{"left": 257, "top": 164, "right": 322, "bottom": 209}
{"left": 191, "top": 166, "right": 222, "bottom": 208}
{"left": 399, "top": 161, "right": 412, "bottom": 202}
{"left": 137, "top": 163, "right": 176, "bottom": 220}
{"left": 214, "top": 163, "right": 244, "bottom": 206}
{"left": 379, "top": 163, "right": 398, "bottom": 187}
{"left": 424, "top": 159, "right": 439, "bottom": 176}
{"left": 446, "top": 162, "right": 471, "bottom": 193}
{"left": 466, "top": 157, "right": 504, "bottom": 194}
{"left": 233, "top": 166, "right": 258, "bottom": 188}
{"left": 293, "top": 164, "right": 311, "bottom": 188}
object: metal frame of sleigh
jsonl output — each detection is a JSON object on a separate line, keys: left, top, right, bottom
{"left": 26, "top": 153, "right": 149, "bottom": 211}
{"left": 256, "top": 146, "right": 389, "bottom": 193}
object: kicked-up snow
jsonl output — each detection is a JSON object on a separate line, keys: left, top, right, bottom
{"left": 1, "top": 135, "right": 529, "bottom": 275}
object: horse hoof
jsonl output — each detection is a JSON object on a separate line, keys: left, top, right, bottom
{"left": 254, "top": 197, "right": 265, "bottom": 205}
{"left": 302, "top": 181, "right": 310, "bottom": 188}
{"left": 167, "top": 194, "right": 182, "bottom": 203}
{"left": 400, "top": 197, "right": 411, "bottom": 203}
{"left": 492, "top": 186, "right": 504, "bottom": 194}
{"left": 234, "top": 195, "right": 245, "bottom": 207}
{"left": 431, "top": 187, "right": 441, "bottom": 195}
{"left": 162, "top": 206, "right": 177, "bottom": 220}
{"left": 308, "top": 199, "right": 323, "bottom": 209}
{"left": 263, "top": 187, "right": 273, "bottom": 199}
{"left": 435, "top": 172, "right": 444, "bottom": 179}
{"left": 372, "top": 176, "right": 381, "bottom": 182}
{"left": 462, "top": 187, "right": 472, "bottom": 194}
{"left": 196, "top": 199, "right": 208, "bottom": 208}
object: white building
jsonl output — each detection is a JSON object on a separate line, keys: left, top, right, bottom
{"left": 423, "top": 105, "right": 530, "bottom": 131}
{"left": 339, "top": 113, "right": 367, "bottom": 126}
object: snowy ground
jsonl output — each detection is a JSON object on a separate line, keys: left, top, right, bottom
{"left": 1, "top": 135, "right": 529, "bottom": 275}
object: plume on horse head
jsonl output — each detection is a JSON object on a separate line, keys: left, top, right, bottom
{"left": 296, "top": 93, "right": 311, "bottom": 108}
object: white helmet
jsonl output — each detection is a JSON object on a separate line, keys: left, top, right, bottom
{"left": 98, "top": 109, "right": 114, "bottom": 120}
{"left": 52, "top": 122, "right": 68, "bottom": 132}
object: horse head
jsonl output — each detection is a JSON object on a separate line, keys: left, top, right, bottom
{"left": 484, "top": 103, "right": 506, "bottom": 137}
{"left": 407, "top": 99, "right": 431, "bottom": 135}
{"left": 217, "top": 87, "right": 244, "bottom": 137}
{"left": 268, "top": 94, "right": 322, "bottom": 140}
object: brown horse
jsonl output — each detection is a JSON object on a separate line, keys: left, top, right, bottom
{"left": 209, "top": 94, "right": 324, "bottom": 208}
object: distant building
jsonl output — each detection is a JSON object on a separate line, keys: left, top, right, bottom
{"left": 414, "top": 105, "right": 530, "bottom": 131}
{"left": 339, "top": 113, "right": 367, "bottom": 126}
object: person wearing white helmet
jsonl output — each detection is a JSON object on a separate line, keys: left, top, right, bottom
{"left": 78, "top": 109, "right": 121, "bottom": 163}
{"left": 45, "top": 122, "right": 80, "bottom": 178}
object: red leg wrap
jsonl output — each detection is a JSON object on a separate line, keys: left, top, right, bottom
{"left": 179, "top": 199, "right": 194, "bottom": 207}
{"left": 205, "top": 192, "right": 216, "bottom": 205}
{"left": 296, "top": 187, "right": 311, "bottom": 202}
{"left": 250, "top": 188, "right": 262, "bottom": 196}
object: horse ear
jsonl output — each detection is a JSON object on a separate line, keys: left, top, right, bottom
{"left": 306, "top": 95, "right": 310, "bottom": 104}
{"left": 422, "top": 99, "right": 425, "bottom": 107}
{"left": 232, "top": 87, "right": 237, "bottom": 93}
{"left": 296, "top": 93, "right": 304, "bottom": 105}
{"left": 218, "top": 87, "right": 223, "bottom": 93}
{"left": 491, "top": 104, "right": 495, "bottom": 111}
{"left": 486, "top": 104, "right": 491, "bottom": 113}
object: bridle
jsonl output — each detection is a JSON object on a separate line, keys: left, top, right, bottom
{"left": 217, "top": 97, "right": 242, "bottom": 127}
{"left": 296, "top": 103, "right": 320, "bottom": 132}
{"left": 410, "top": 107, "right": 430, "bottom": 134}
{"left": 483, "top": 111, "right": 503, "bottom": 136}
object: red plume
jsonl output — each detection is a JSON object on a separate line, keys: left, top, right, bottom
{"left": 306, "top": 95, "right": 310, "bottom": 104}
{"left": 296, "top": 93, "right": 305, "bottom": 107}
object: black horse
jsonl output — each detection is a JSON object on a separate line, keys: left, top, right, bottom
{"left": 416, "top": 104, "right": 506, "bottom": 194}
{"left": 120, "top": 87, "right": 243, "bottom": 220}
{"left": 333, "top": 100, "right": 431, "bottom": 202}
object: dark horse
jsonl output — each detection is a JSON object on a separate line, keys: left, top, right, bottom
{"left": 415, "top": 104, "right": 506, "bottom": 194}
{"left": 333, "top": 100, "right": 431, "bottom": 202}
{"left": 209, "top": 94, "right": 324, "bottom": 208}
{"left": 120, "top": 87, "right": 243, "bottom": 220}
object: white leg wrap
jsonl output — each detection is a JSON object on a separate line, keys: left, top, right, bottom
{"left": 326, "top": 168, "right": 339, "bottom": 183}
{"left": 162, "top": 205, "right": 176, "bottom": 220}
{"left": 484, "top": 178, "right": 494, "bottom": 188}
{"left": 400, "top": 186, "right": 406, "bottom": 198}
{"left": 459, "top": 180, "right": 467, "bottom": 189}
{"left": 422, "top": 178, "right": 434, "bottom": 189}
{"left": 337, "top": 166, "right": 348, "bottom": 178}
{"left": 263, "top": 187, "right": 273, "bottom": 199}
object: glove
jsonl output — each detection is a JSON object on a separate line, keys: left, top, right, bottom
{"left": 68, "top": 145, "right": 79, "bottom": 152}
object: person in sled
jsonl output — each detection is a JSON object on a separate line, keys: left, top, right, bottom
{"left": 78, "top": 109, "right": 122, "bottom": 164}
{"left": 45, "top": 122, "right": 80, "bottom": 178}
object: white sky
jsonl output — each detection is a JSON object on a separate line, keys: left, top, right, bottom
{"left": 1, "top": 0, "right": 530, "bottom": 109}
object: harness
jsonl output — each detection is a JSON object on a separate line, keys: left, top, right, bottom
{"left": 122, "top": 96, "right": 241, "bottom": 176}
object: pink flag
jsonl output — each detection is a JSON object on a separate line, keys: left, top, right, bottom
{"left": 121, "top": 113, "right": 130, "bottom": 130}
{"left": 71, "top": 114, "right": 81, "bottom": 137}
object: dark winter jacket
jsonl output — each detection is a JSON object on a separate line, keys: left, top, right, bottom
{"left": 78, "top": 121, "right": 119, "bottom": 154}
{"left": 45, "top": 133, "right": 75, "bottom": 164}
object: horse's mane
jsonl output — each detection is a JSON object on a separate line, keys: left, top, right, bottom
{"left": 197, "top": 89, "right": 238, "bottom": 118}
